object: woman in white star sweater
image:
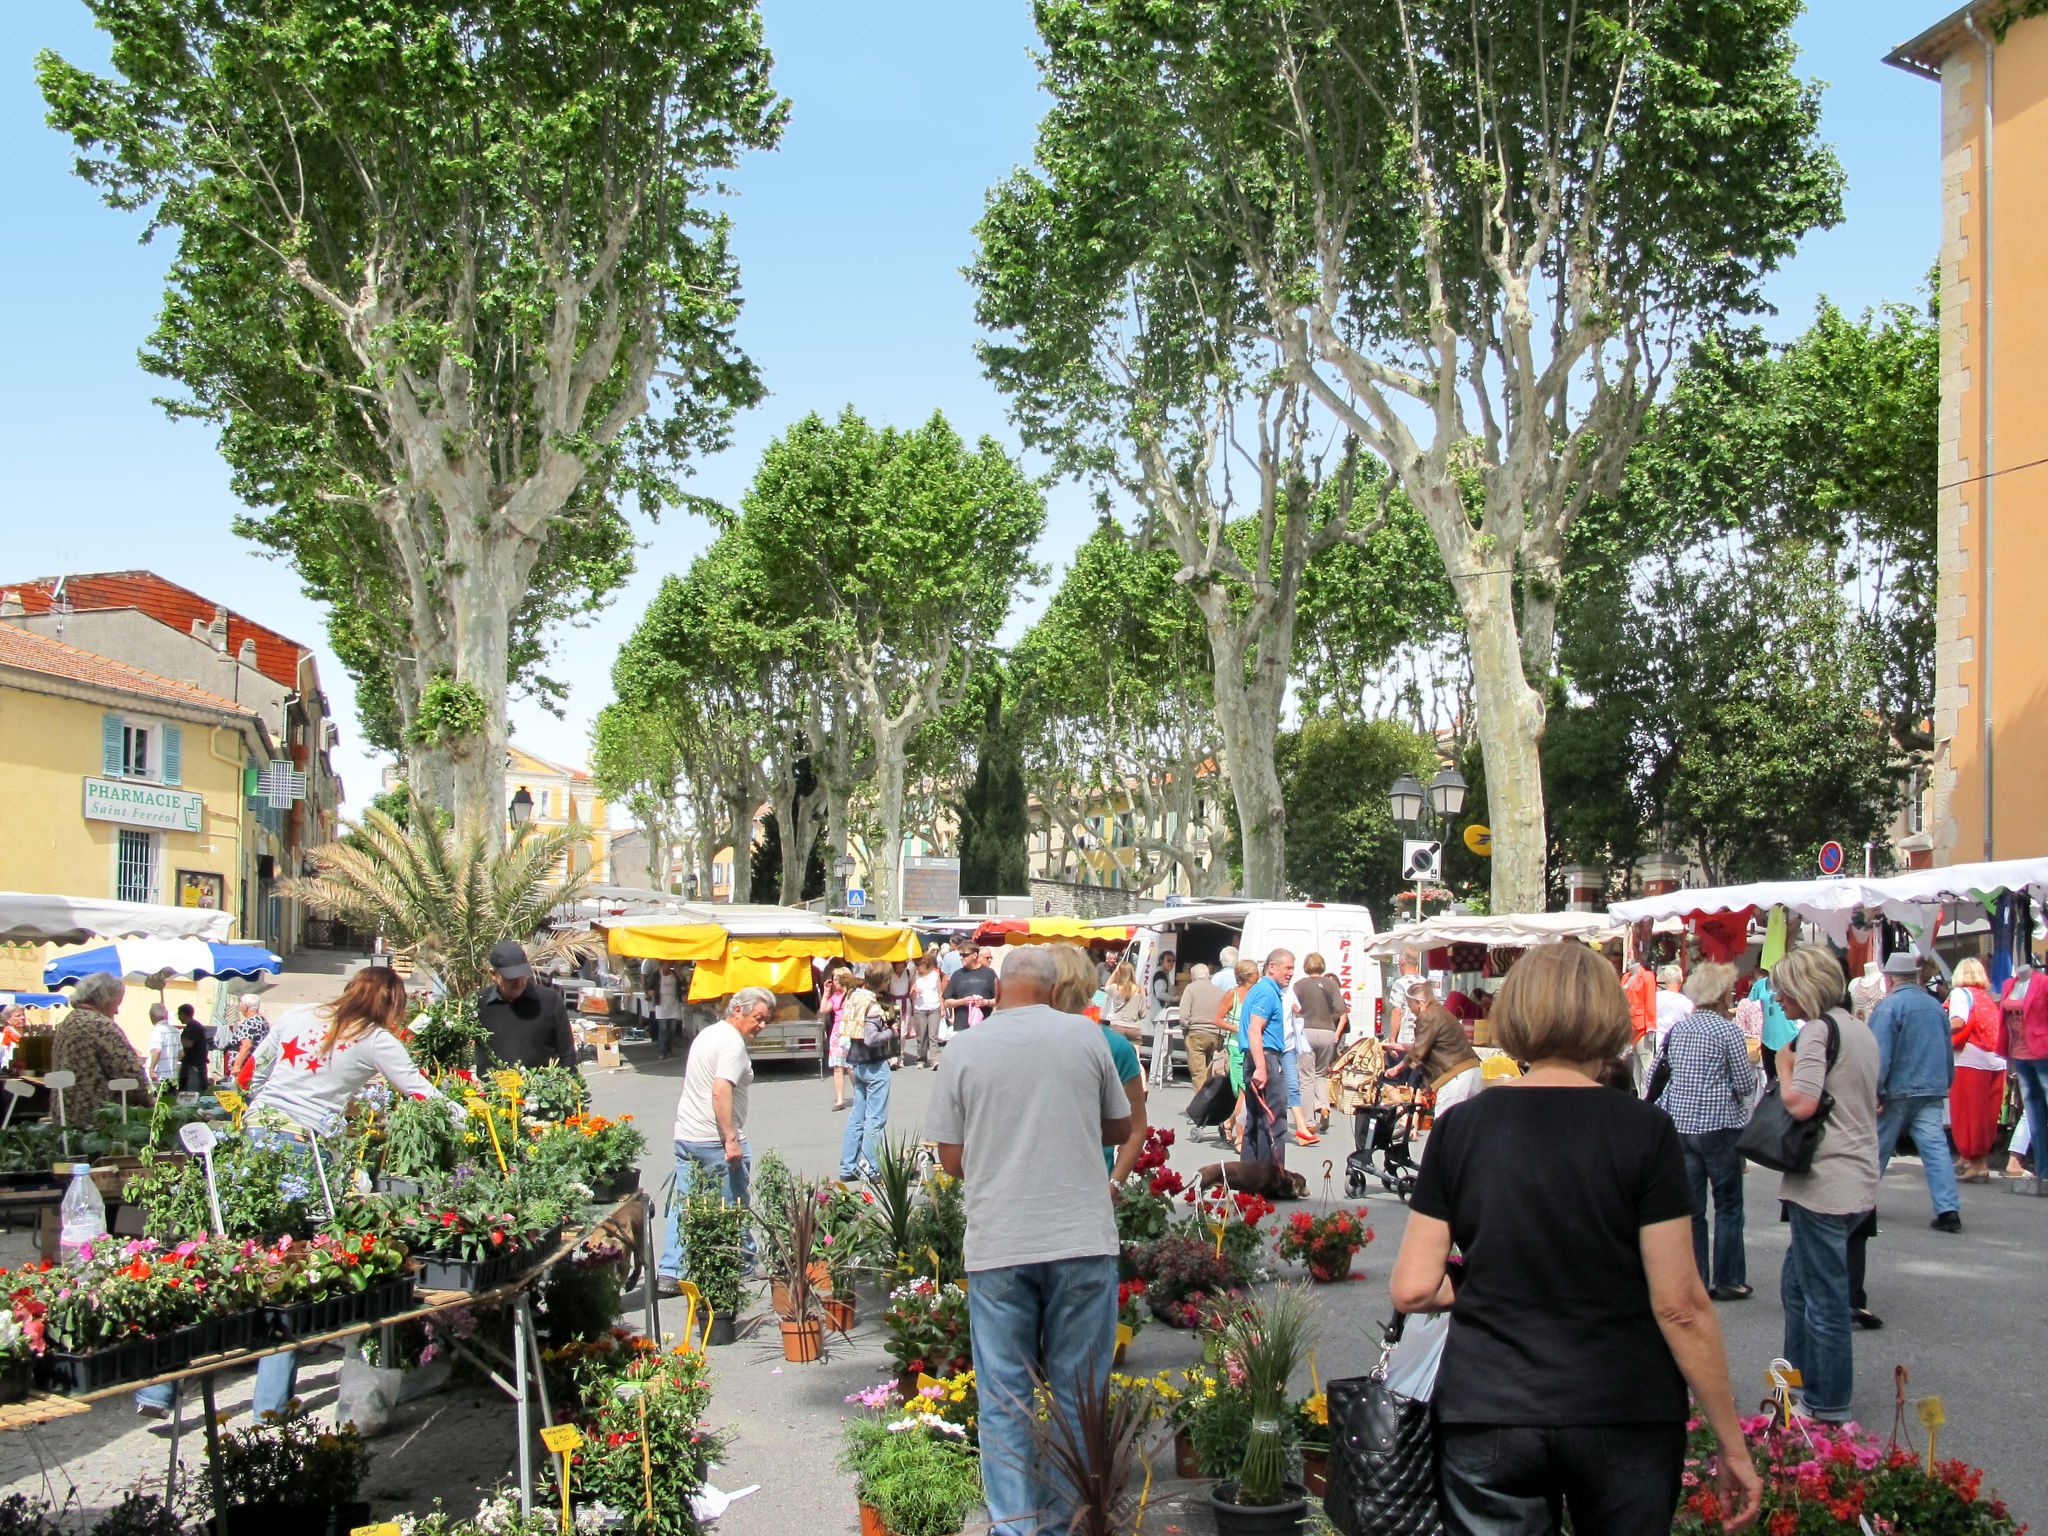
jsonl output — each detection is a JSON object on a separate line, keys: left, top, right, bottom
{"left": 246, "top": 966, "right": 451, "bottom": 1135}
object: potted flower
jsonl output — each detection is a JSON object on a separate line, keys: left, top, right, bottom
{"left": 1130, "top": 1233, "right": 1243, "bottom": 1328}
{"left": 210, "top": 1410, "right": 372, "bottom": 1536}
{"left": 838, "top": 1411, "right": 979, "bottom": 1536}
{"left": 1671, "top": 1415, "right": 2023, "bottom": 1535}
{"left": 1272, "top": 1206, "right": 1373, "bottom": 1283}
{"left": 0, "top": 1308, "right": 34, "bottom": 1404}
{"left": 1112, "top": 1130, "right": 1183, "bottom": 1274}
{"left": 250, "top": 1232, "right": 412, "bottom": 1338}
{"left": 1115, "top": 1279, "right": 1147, "bottom": 1364}
{"left": 1209, "top": 1286, "right": 1315, "bottom": 1535}
{"left": 1292, "top": 1393, "right": 1329, "bottom": 1495}
{"left": 816, "top": 1182, "right": 876, "bottom": 1331}
{"left": 763, "top": 1175, "right": 827, "bottom": 1361}
{"left": 879, "top": 1276, "right": 972, "bottom": 1396}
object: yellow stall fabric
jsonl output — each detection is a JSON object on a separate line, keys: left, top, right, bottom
{"left": 602, "top": 923, "right": 728, "bottom": 962}
{"left": 688, "top": 952, "right": 814, "bottom": 1000}
{"left": 831, "top": 921, "right": 924, "bottom": 963}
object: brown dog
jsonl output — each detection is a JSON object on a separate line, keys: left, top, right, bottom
{"left": 588, "top": 1191, "right": 651, "bottom": 1291}
{"left": 1195, "top": 1160, "right": 1309, "bottom": 1200}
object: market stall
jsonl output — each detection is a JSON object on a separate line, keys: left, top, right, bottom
{"left": 601, "top": 905, "right": 923, "bottom": 999}
{"left": 969, "top": 915, "right": 1135, "bottom": 946}
{"left": 0, "top": 891, "right": 235, "bottom": 946}
{"left": 1364, "top": 910, "right": 1626, "bottom": 958}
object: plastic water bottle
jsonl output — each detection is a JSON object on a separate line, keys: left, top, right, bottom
{"left": 58, "top": 1164, "right": 106, "bottom": 1264}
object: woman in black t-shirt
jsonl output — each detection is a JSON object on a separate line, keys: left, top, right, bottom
{"left": 1389, "top": 942, "right": 1762, "bottom": 1536}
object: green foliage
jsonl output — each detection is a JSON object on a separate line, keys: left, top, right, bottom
{"left": 678, "top": 1162, "right": 749, "bottom": 1318}
{"left": 838, "top": 1419, "right": 980, "bottom": 1536}
{"left": 905, "top": 1171, "right": 967, "bottom": 1286}
{"left": 286, "top": 793, "right": 595, "bottom": 1002}
{"left": 379, "top": 1095, "right": 467, "bottom": 1181}
{"left": 1275, "top": 717, "right": 1437, "bottom": 911}
{"left": 404, "top": 998, "right": 495, "bottom": 1076}
{"left": 210, "top": 1414, "right": 369, "bottom": 1510}
{"left": 1553, "top": 541, "right": 1907, "bottom": 883}
{"left": 408, "top": 678, "right": 491, "bottom": 750}
{"left": 955, "top": 682, "right": 1029, "bottom": 897}
{"left": 535, "top": 1252, "right": 626, "bottom": 1347}
{"left": 39, "top": 0, "right": 786, "bottom": 785}
{"left": 520, "top": 1064, "right": 591, "bottom": 1124}
{"left": 128, "top": 1139, "right": 324, "bottom": 1242}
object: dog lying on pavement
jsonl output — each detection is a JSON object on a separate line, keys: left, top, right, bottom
{"left": 1195, "top": 1160, "right": 1309, "bottom": 1199}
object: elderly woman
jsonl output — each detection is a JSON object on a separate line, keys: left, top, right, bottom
{"left": 1771, "top": 943, "right": 1881, "bottom": 1424}
{"left": 1390, "top": 942, "right": 1761, "bottom": 1535}
{"left": 1649, "top": 961, "right": 1758, "bottom": 1298}
{"left": 51, "top": 973, "right": 147, "bottom": 1123}
{"left": 1947, "top": 957, "right": 2006, "bottom": 1181}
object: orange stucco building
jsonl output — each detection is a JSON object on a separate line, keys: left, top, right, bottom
{"left": 1888, "top": 4, "right": 2048, "bottom": 865}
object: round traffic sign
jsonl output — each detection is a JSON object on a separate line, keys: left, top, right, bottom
{"left": 1463, "top": 824, "right": 1493, "bottom": 856}
{"left": 1817, "top": 841, "right": 1844, "bottom": 876}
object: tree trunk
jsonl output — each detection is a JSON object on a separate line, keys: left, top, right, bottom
{"left": 871, "top": 744, "right": 907, "bottom": 921}
{"left": 723, "top": 793, "right": 756, "bottom": 904}
{"left": 441, "top": 528, "right": 536, "bottom": 833}
{"left": 1197, "top": 596, "right": 1290, "bottom": 899}
{"left": 1460, "top": 572, "right": 1548, "bottom": 914}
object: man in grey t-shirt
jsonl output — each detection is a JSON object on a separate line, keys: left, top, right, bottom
{"left": 928, "top": 946, "right": 1132, "bottom": 1536}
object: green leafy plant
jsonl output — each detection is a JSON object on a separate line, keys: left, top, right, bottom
{"left": 762, "top": 1173, "right": 825, "bottom": 1325}
{"left": 838, "top": 1416, "right": 979, "bottom": 1536}
{"left": 1022, "top": 1366, "right": 1157, "bottom": 1536}
{"left": 863, "top": 1137, "right": 921, "bottom": 1280}
{"left": 247, "top": 1232, "right": 407, "bottom": 1306}
{"left": 380, "top": 1094, "right": 467, "bottom": 1180}
{"left": 1218, "top": 1286, "right": 1316, "bottom": 1505}
{"left": 210, "top": 1412, "right": 369, "bottom": 1509}
{"left": 547, "top": 1337, "right": 723, "bottom": 1536}
{"left": 678, "top": 1164, "right": 748, "bottom": 1321}
{"left": 126, "top": 1139, "right": 323, "bottom": 1242}
{"left": 402, "top": 999, "right": 495, "bottom": 1077}
{"left": 905, "top": 1169, "right": 967, "bottom": 1285}
{"left": 520, "top": 1064, "right": 590, "bottom": 1123}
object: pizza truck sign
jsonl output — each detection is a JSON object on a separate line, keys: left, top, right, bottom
{"left": 83, "top": 777, "right": 204, "bottom": 833}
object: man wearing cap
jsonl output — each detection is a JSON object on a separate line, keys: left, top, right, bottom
{"left": 475, "top": 940, "right": 577, "bottom": 1070}
{"left": 1866, "top": 951, "right": 1961, "bottom": 1231}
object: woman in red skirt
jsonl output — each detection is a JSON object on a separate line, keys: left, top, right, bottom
{"left": 1948, "top": 958, "right": 2008, "bottom": 1180}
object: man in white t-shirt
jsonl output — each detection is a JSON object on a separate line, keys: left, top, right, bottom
{"left": 657, "top": 987, "right": 772, "bottom": 1296}
{"left": 146, "top": 1002, "right": 180, "bottom": 1085}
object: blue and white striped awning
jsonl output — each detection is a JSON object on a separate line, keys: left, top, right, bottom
{"left": 44, "top": 939, "right": 282, "bottom": 987}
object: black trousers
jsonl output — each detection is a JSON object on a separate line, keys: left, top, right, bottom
{"left": 1242, "top": 1066, "right": 1290, "bottom": 1166}
{"left": 1437, "top": 1422, "right": 1686, "bottom": 1536}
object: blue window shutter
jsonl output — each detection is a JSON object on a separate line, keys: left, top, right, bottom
{"left": 162, "top": 725, "right": 183, "bottom": 786}
{"left": 102, "top": 714, "right": 124, "bottom": 777}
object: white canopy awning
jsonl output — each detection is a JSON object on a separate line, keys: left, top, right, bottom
{"left": 1366, "top": 910, "right": 1625, "bottom": 958}
{"left": 0, "top": 891, "right": 235, "bottom": 946}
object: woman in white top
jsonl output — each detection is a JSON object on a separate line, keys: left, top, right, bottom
{"left": 246, "top": 965, "right": 449, "bottom": 1137}
{"left": 908, "top": 954, "right": 947, "bottom": 1068}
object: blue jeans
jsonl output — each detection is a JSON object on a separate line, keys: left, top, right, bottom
{"left": 1282, "top": 1048, "right": 1301, "bottom": 1108}
{"left": 137, "top": 1352, "right": 297, "bottom": 1417}
{"left": 839, "top": 1059, "right": 891, "bottom": 1179}
{"left": 968, "top": 1256, "right": 1119, "bottom": 1536}
{"left": 1782, "top": 1203, "right": 1862, "bottom": 1420}
{"left": 2012, "top": 1059, "right": 2048, "bottom": 1168}
{"left": 658, "top": 1138, "right": 752, "bottom": 1280}
{"left": 1678, "top": 1128, "right": 1746, "bottom": 1289}
{"left": 1876, "top": 1094, "right": 1959, "bottom": 1215}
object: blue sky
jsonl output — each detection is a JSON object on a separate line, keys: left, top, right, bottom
{"left": 0, "top": 0, "right": 1948, "bottom": 814}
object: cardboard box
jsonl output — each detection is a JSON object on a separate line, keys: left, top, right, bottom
{"left": 593, "top": 1043, "right": 622, "bottom": 1070}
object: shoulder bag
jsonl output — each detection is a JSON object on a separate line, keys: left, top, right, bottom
{"left": 1736, "top": 1011, "right": 1841, "bottom": 1173}
{"left": 1324, "top": 1312, "right": 1444, "bottom": 1536}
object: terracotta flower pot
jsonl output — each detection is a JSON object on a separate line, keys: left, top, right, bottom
{"left": 858, "top": 1502, "right": 886, "bottom": 1536}
{"left": 781, "top": 1319, "right": 823, "bottom": 1363}
{"left": 1174, "top": 1428, "right": 1201, "bottom": 1479}
{"left": 823, "top": 1295, "right": 856, "bottom": 1333}
{"left": 1307, "top": 1250, "right": 1354, "bottom": 1283}
{"left": 772, "top": 1263, "right": 834, "bottom": 1318}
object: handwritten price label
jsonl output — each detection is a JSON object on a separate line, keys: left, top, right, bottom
{"left": 1916, "top": 1396, "right": 1946, "bottom": 1430}
{"left": 352, "top": 1524, "right": 402, "bottom": 1536}
{"left": 540, "top": 1424, "right": 585, "bottom": 1455}
{"left": 213, "top": 1091, "right": 245, "bottom": 1112}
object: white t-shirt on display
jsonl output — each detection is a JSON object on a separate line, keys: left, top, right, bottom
{"left": 674, "top": 1021, "right": 753, "bottom": 1143}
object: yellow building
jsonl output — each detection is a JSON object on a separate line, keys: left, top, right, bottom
{"left": 0, "top": 624, "right": 275, "bottom": 1044}
{"left": 1888, "top": 4, "right": 2048, "bottom": 864}
{"left": 504, "top": 744, "right": 611, "bottom": 885}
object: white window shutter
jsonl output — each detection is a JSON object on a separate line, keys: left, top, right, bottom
{"left": 162, "top": 725, "right": 183, "bottom": 786}
{"left": 102, "top": 714, "right": 125, "bottom": 777}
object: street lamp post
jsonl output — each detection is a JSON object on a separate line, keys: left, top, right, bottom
{"left": 1388, "top": 765, "right": 1466, "bottom": 921}
{"left": 833, "top": 853, "right": 857, "bottom": 914}
{"left": 508, "top": 786, "right": 534, "bottom": 849}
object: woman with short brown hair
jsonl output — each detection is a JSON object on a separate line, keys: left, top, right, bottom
{"left": 1389, "top": 942, "right": 1760, "bottom": 1534}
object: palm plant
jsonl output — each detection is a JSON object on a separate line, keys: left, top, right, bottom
{"left": 284, "top": 791, "right": 600, "bottom": 999}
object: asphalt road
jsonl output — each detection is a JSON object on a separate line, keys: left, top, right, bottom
{"left": 601, "top": 1039, "right": 2048, "bottom": 1535}
{"left": 3, "top": 1034, "right": 2037, "bottom": 1533}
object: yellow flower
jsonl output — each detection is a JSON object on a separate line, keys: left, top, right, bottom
{"left": 1304, "top": 1392, "right": 1328, "bottom": 1425}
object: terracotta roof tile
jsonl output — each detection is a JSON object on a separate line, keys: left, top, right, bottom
{"left": 0, "top": 571, "right": 307, "bottom": 688}
{"left": 0, "top": 623, "right": 258, "bottom": 717}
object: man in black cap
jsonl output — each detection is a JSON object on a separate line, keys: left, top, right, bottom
{"left": 476, "top": 940, "right": 577, "bottom": 1070}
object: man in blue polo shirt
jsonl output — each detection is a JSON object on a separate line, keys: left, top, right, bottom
{"left": 1240, "top": 949, "right": 1295, "bottom": 1166}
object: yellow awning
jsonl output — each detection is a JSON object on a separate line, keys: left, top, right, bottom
{"left": 604, "top": 922, "right": 728, "bottom": 962}
{"left": 831, "top": 921, "right": 925, "bottom": 963}
{"left": 688, "top": 953, "right": 816, "bottom": 1000}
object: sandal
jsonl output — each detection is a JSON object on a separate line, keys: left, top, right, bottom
{"left": 1294, "top": 1131, "right": 1321, "bottom": 1146}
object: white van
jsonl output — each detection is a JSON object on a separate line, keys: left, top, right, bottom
{"left": 1092, "top": 900, "right": 1383, "bottom": 1076}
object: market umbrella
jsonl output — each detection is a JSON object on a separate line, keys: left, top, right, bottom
{"left": 0, "top": 992, "right": 69, "bottom": 1009}
{"left": 43, "top": 939, "right": 282, "bottom": 988}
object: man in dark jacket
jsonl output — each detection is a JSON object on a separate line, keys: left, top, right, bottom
{"left": 476, "top": 940, "right": 577, "bottom": 1070}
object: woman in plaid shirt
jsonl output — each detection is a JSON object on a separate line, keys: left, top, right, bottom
{"left": 1648, "top": 961, "right": 1759, "bottom": 1298}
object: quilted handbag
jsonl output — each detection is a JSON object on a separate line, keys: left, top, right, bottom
{"left": 1324, "top": 1316, "right": 1442, "bottom": 1536}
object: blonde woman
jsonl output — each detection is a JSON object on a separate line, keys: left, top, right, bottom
{"left": 1946, "top": 957, "right": 2006, "bottom": 1181}
{"left": 1105, "top": 961, "right": 1148, "bottom": 1043}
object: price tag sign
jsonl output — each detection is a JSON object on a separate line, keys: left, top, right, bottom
{"left": 1116, "top": 1324, "right": 1134, "bottom": 1349}
{"left": 214, "top": 1091, "right": 245, "bottom": 1112}
{"left": 915, "top": 1373, "right": 943, "bottom": 1396}
{"left": 540, "top": 1424, "right": 585, "bottom": 1455}
{"left": 493, "top": 1070, "right": 524, "bottom": 1094}
{"left": 1916, "top": 1396, "right": 1946, "bottom": 1430}
{"left": 352, "top": 1524, "right": 402, "bottom": 1536}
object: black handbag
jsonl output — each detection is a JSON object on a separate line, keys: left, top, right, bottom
{"left": 1184, "top": 1070, "right": 1239, "bottom": 1128}
{"left": 1737, "top": 1010, "right": 1841, "bottom": 1173}
{"left": 1324, "top": 1316, "right": 1443, "bottom": 1536}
